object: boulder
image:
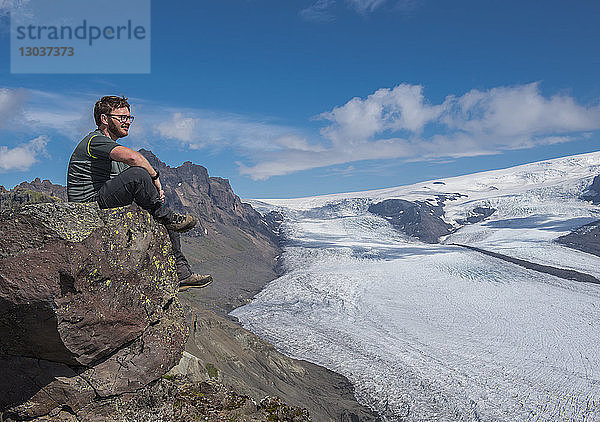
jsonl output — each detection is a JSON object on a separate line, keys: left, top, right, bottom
{"left": 0, "top": 203, "right": 187, "bottom": 420}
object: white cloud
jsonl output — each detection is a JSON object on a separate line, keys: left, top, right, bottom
{"left": 0, "top": 88, "right": 28, "bottom": 128}
{"left": 238, "top": 82, "right": 600, "bottom": 180}
{"left": 300, "top": 0, "right": 336, "bottom": 22}
{"left": 149, "top": 108, "right": 305, "bottom": 153}
{"left": 320, "top": 84, "right": 444, "bottom": 144}
{"left": 156, "top": 112, "right": 197, "bottom": 143}
{"left": 0, "top": 135, "right": 49, "bottom": 172}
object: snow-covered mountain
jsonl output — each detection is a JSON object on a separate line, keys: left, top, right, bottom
{"left": 235, "top": 151, "right": 600, "bottom": 421}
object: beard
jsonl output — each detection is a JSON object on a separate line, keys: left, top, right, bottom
{"left": 107, "top": 119, "right": 128, "bottom": 139}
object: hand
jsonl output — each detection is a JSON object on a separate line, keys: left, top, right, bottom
{"left": 153, "top": 178, "right": 165, "bottom": 202}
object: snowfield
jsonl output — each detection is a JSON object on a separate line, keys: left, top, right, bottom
{"left": 234, "top": 152, "right": 600, "bottom": 421}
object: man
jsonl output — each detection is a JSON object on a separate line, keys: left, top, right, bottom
{"left": 67, "top": 95, "right": 212, "bottom": 291}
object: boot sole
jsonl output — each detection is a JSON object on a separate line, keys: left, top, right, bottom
{"left": 178, "top": 279, "right": 213, "bottom": 291}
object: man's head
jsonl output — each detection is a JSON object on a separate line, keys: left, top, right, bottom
{"left": 94, "top": 95, "right": 133, "bottom": 140}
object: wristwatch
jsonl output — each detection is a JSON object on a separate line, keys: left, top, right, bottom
{"left": 151, "top": 170, "right": 160, "bottom": 180}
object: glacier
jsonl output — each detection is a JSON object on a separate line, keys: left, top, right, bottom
{"left": 232, "top": 152, "right": 600, "bottom": 421}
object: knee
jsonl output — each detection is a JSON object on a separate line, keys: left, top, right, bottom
{"left": 124, "top": 166, "right": 151, "bottom": 182}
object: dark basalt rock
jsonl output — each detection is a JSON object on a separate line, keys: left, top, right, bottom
{"left": 556, "top": 220, "right": 600, "bottom": 257}
{"left": 368, "top": 199, "right": 453, "bottom": 243}
{"left": 0, "top": 203, "right": 186, "bottom": 420}
{"left": 262, "top": 210, "right": 285, "bottom": 239}
{"left": 456, "top": 206, "right": 496, "bottom": 225}
{"left": 580, "top": 175, "right": 600, "bottom": 204}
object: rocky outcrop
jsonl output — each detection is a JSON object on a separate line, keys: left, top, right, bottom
{"left": 43, "top": 378, "right": 311, "bottom": 422}
{"left": 580, "top": 175, "right": 600, "bottom": 204}
{"left": 0, "top": 203, "right": 186, "bottom": 420}
{"left": 368, "top": 199, "right": 453, "bottom": 243}
{"left": 556, "top": 220, "right": 600, "bottom": 257}
{"left": 456, "top": 206, "right": 496, "bottom": 225}
{"left": 172, "top": 298, "right": 380, "bottom": 422}
{"left": 0, "top": 186, "right": 62, "bottom": 212}
{"left": 3, "top": 162, "right": 377, "bottom": 421}
{"left": 15, "top": 177, "right": 67, "bottom": 201}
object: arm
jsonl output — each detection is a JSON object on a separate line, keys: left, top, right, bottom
{"left": 110, "top": 146, "right": 156, "bottom": 176}
{"left": 110, "top": 146, "right": 165, "bottom": 201}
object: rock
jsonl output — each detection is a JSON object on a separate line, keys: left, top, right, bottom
{"left": 456, "top": 206, "right": 496, "bottom": 225}
{"left": 0, "top": 187, "right": 61, "bottom": 212}
{"left": 368, "top": 199, "right": 453, "bottom": 243}
{"left": 43, "top": 378, "right": 311, "bottom": 422}
{"left": 139, "top": 149, "right": 277, "bottom": 242}
{"left": 580, "top": 175, "right": 600, "bottom": 204}
{"left": 556, "top": 220, "right": 600, "bottom": 257}
{"left": 16, "top": 177, "right": 67, "bottom": 201}
{"left": 0, "top": 203, "right": 186, "bottom": 420}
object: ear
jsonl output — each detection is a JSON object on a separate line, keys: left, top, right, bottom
{"left": 100, "top": 113, "right": 109, "bottom": 126}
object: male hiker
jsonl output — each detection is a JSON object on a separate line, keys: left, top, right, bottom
{"left": 67, "top": 95, "right": 212, "bottom": 291}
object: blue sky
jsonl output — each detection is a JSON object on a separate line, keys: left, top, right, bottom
{"left": 0, "top": 0, "right": 599, "bottom": 198}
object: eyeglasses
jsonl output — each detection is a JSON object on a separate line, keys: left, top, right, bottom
{"left": 106, "top": 114, "right": 135, "bottom": 123}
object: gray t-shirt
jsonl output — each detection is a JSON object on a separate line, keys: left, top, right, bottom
{"left": 67, "top": 130, "right": 129, "bottom": 202}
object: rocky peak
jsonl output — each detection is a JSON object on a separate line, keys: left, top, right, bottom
{"left": 16, "top": 177, "right": 67, "bottom": 201}
{"left": 138, "top": 149, "right": 278, "bottom": 244}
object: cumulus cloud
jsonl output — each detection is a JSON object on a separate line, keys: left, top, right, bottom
{"left": 238, "top": 82, "right": 600, "bottom": 180}
{"left": 0, "top": 135, "right": 49, "bottom": 172}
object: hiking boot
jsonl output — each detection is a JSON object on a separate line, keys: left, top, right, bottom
{"left": 179, "top": 274, "right": 213, "bottom": 291}
{"left": 164, "top": 213, "right": 198, "bottom": 233}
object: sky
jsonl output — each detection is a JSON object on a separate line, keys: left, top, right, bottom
{"left": 0, "top": 0, "right": 599, "bottom": 199}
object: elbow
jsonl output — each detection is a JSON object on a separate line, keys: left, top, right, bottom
{"left": 126, "top": 151, "right": 145, "bottom": 167}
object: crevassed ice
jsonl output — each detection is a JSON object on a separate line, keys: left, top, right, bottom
{"left": 233, "top": 191, "right": 600, "bottom": 421}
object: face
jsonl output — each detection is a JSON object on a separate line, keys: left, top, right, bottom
{"left": 103, "top": 106, "right": 131, "bottom": 139}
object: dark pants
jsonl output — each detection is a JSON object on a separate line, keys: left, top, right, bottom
{"left": 96, "top": 166, "right": 192, "bottom": 280}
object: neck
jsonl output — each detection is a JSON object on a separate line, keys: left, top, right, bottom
{"left": 100, "top": 126, "right": 118, "bottom": 141}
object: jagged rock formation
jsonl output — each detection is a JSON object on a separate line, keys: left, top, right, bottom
{"left": 368, "top": 198, "right": 453, "bottom": 243}
{"left": 14, "top": 177, "right": 68, "bottom": 201}
{"left": 0, "top": 203, "right": 186, "bottom": 420}
{"left": 138, "top": 149, "right": 275, "bottom": 242}
{"left": 0, "top": 186, "right": 62, "bottom": 212}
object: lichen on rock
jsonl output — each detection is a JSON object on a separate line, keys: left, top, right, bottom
{"left": 0, "top": 202, "right": 187, "bottom": 420}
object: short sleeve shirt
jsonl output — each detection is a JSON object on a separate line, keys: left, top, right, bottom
{"left": 67, "top": 130, "right": 129, "bottom": 202}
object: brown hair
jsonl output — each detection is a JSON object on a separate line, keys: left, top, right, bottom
{"left": 94, "top": 95, "right": 130, "bottom": 127}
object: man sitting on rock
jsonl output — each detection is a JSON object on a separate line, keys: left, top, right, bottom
{"left": 67, "top": 95, "right": 213, "bottom": 291}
